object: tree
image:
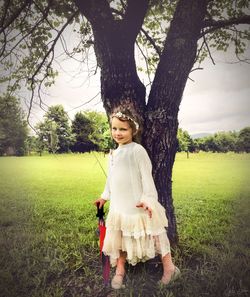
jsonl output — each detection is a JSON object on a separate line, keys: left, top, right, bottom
{"left": 213, "top": 131, "right": 237, "bottom": 152}
{"left": 83, "top": 111, "right": 112, "bottom": 151}
{"left": 71, "top": 111, "right": 111, "bottom": 152}
{"left": 1, "top": 1, "right": 250, "bottom": 243}
{"left": 25, "top": 135, "right": 37, "bottom": 155}
{"left": 237, "top": 127, "right": 250, "bottom": 153}
{"left": 35, "top": 121, "right": 50, "bottom": 155}
{"left": 44, "top": 105, "right": 73, "bottom": 153}
{"left": 35, "top": 105, "right": 72, "bottom": 153}
{"left": 0, "top": 94, "right": 28, "bottom": 156}
{"left": 177, "top": 128, "right": 195, "bottom": 156}
{"left": 49, "top": 121, "right": 59, "bottom": 153}
{"left": 71, "top": 111, "right": 98, "bottom": 152}
{"left": 197, "top": 130, "right": 239, "bottom": 153}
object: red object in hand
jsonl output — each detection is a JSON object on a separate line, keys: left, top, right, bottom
{"left": 99, "top": 222, "right": 106, "bottom": 254}
{"left": 96, "top": 203, "right": 110, "bottom": 286}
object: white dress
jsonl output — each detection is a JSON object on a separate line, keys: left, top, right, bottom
{"left": 100, "top": 141, "right": 170, "bottom": 266}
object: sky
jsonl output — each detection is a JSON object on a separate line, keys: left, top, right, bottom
{"left": 26, "top": 42, "right": 250, "bottom": 136}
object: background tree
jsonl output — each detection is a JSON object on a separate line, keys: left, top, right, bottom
{"left": 177, "top": 128, "right": 195, "bottom": 157}
{"left": 0, "top": 94, "right": 28, "bottom": 156}
{"left": 49, "top": 121, "right": 59, "bottom": 154}
{"left": 1, "top": 0, "right": 250, "bottom": 243}
{"left": 44, "top": 105, "right": 73, "bottom": 153}
{"left": 83, "top": 111, "right": 112, "bottom": 151}
{"left": 237, "top": 127, "right": 250, "bottom": 153}
{"left": 35, "top": 121, "right": 50, "bottom": 155}
{"left": 35, "top": 105, "right": 72, "bottom": 153}
{"left": 71, "top": 111, "right": 98, "bottom": 153}
{"left": 71, "top": 111, "right": 111, "bottom": 152}
{"left": 196, "top": 130, "right": 242, "bottom": 153}
{"left": 213, "top": 131, "right": 237, "bottom": 153}
{"left": 25, "top": 135, "right": 37, "bottom": 155}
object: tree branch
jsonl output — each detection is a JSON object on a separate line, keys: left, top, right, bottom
{"left": 74, "top": 0, "right": 114, "bottom": 28}
{"left": 201, "top": 14, "right": 250, "bottom": 37}
{"left": 135, "top": 40, "right": 152, "bottom": 85}
{"left": 110, "top": 7, "right": 160, "bottom": 56}
{"left": 0, "top": 0, "right": 32, "bottom": 34}
{"left": 202, "top": 31, "right": 215, "bottom": 65}
{"left": 33, "top": 0, "right": 55, "bottom": 30}
{"left": 141, "top": 27, "right": 161, "bottom": 56}
{"left": 0, "top": 3, "right": 52, "bottom": 61}
{"left": 122, "top": 0, "right": 149, "bottom": 39}
{"left": 0, "top": 0, "right": 11, "bottom": 29}
{"left": 26, "top": 10, "right": 78, "bottom": 120}
{"left": 29, "top": 11, "right": 78, "bottom": 83}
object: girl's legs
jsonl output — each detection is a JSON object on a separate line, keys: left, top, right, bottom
{"left": 161, "top": 252, "right": 179, "bottom": 284}
{"left": 111, "top": 251, "right": 126, "bottom": 289}
{"left": 115, "top": 251, "right": 126, "bottom": 276}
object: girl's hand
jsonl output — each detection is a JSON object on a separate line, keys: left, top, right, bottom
{"left": 136, "top": 202, "right": 152, "bottom": 218}
{"left": 94, "top": 198, "right": 107, "bottom": 209}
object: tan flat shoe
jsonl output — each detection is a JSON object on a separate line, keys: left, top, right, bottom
{"left": 159, "top": 266, "right": 181, "bottom": 286}
{"left": 111, "top": 273, "right": 125, "bottom": 289}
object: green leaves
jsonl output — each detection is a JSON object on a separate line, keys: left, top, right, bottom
{"left": 0, "top": 93, "right": 28, "bottom": 156}
{"left": 36, "top": 105, "right": 73, "bottom": 154}
{"left": 71, "top": 110, "right": 111, "bottom": 152}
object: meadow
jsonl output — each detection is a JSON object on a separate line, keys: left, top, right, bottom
{"left": 0, "top": 152, "right": 249, "bottom": 297}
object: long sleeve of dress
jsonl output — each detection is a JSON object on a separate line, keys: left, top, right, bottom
{"left": 100, "top": 153, "right": 111, "bottom": 200}
{"left": 136, "top": 146, "right": 158, "bottom": 207}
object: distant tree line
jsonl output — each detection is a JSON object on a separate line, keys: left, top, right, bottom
{"left": 177, "top": 128, "right": 250, "bottom": 153}
{"left": 29, "top": 105, "right": 113, "bottom": 156}
{"left": 0, "top": 95, "right": 249, "bottom": 156}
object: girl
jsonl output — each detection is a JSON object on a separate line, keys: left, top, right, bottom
{"left": 94, "top": 110, "right": 180, "bottom": 289}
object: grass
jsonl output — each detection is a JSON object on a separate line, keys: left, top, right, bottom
{"left": 0, "top": 152, "right": 249, "bottom": 297}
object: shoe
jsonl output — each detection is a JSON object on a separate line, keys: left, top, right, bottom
{"left": 159, "top": 266, "right": 181, "bottom": 286}
{"left": 111, "top": 273, "right": 125, "bottom": 289}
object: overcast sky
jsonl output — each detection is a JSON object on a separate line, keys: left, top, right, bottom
{"left": 26, "top": 45, "right": 250, "bottom": 136}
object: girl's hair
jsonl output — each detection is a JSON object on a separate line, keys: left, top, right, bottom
{"left": 111, "top": 109, "right": 141, "bottom": 143}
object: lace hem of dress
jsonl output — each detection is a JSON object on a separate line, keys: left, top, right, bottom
{"left": 103, "top": 230, "right": 171, "bottom": 266}
{"left": 105, "top": 202, "right": 168, "bottom": 239}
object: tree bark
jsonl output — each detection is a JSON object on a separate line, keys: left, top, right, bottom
{"left": 95, "top": 26, "right": 146, "bottom": 119}
{"left": 144, "top": 0, "right": 208, "bottom": 244}
{"left": 74, "top": 0, "right": 148, "bottom": 120}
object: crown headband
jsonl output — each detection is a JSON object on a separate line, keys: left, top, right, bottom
{"left": 112, "top": 111, "right": 139, "bottom": 130}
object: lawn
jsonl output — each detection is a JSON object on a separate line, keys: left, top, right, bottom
{"left": 0, "top": 152, "right": 249, "bottom": 297}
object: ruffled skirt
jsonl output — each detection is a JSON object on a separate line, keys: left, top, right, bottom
{"left": 102, "top": 205, "right": 171, "bottom": 266}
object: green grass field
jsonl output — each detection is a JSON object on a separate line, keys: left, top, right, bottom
{"left": 0, "top": 152, "right": 249, "bottom": 297}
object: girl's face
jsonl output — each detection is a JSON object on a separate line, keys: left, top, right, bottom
{"left": 111, "top": 117, "right": 133, "bottom": 146}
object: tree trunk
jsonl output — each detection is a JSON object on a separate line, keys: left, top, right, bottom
{"left": 93, "top": 24, "right": 146, "bottom": 120}
{"left": 74, "top": 0, "right": 149, "bottom": 120}
{"left": 144, "top": 0, "right": 208, "bottom": 245}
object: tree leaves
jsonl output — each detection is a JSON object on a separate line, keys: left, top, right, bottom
{"left": 0, "top": 93, "right": 28, "bottom": 155}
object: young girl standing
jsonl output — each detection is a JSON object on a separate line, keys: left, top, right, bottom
{"left": 94, "top": 110, "right": 180, "bottom": 289}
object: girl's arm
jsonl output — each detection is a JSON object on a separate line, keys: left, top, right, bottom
{"left": 94, "top": 151, "right": 111, "bottom": 207}
{"left": 136, "top": 145, "right": 158, "bottom": 215}
{"left": 100, "top": 177, "right": 110, "bottom": 201}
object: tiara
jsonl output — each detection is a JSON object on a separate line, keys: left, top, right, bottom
{"left": 112, "top": 111, "right": 139, "bottom": 130}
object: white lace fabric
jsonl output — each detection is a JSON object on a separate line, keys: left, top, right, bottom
{"left": 100, "top": 142, "right": 170, "bottom": 266}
